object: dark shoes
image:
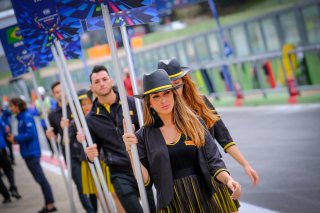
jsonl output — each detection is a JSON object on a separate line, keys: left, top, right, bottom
{"left": 2, "top": 197, "right": 12, "bottom": 204}
{"left": 38, "top": 206, "right": 57, "bottom": 213}
{"left": 10, "top": 188, "right": 22, "bottom": 199}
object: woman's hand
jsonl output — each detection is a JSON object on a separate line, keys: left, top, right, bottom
{"left": 225, "top": 146, "right": 260, "bottom": 187}
{"left": 216, "top": 171, "right": 241, "bottom": 200}
{"left": 226, "top": 179, "right": 241, "bottom": 200}
{"left": 122, "top": 121, "right": 150, "bottom": 184}
{"left": 122, "top": 119, "right": 137, "bottom": 152}
{"left": 122, "top": 133, "right": 138, "bottom": 152}
{"left": 244, "top": 164, "right": 259, "bottom": 187}
{"left": 85, "top": 144, "right": 98, "bottom": 161}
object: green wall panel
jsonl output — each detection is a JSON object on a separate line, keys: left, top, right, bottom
{"left": 305, "top": 52, "right": 320, "bottom": 85}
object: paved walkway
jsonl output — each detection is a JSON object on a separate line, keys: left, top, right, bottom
{"left": 0, "top": 149, "right": 86, "bottom": 213}
{"left": 0, "top": 148, "right": 282, "bottom": 213}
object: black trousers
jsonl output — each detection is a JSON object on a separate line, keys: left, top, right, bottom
{"left": 25, "top": 157, "right": 54, "bottom": 205}
{"left": 111, "top": 172, "right": 156, "bottom": 213}
{"left": 0, "top": 149, "right": 16, "bottom": 190}
{"left": 0, "top": 176, "right": 10, "bottom": 199}
{"left": 5, "top": 139, "right": 14, "bottom": 163}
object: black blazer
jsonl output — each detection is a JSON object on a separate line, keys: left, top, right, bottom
{"left": 136, "top": 126, "right": 228, "bottom": 209}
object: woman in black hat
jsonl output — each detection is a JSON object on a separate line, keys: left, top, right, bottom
{"left": 158, "top": 58, "right": 260, "bottom": 211}
{"left": 60, "top": 89, "right": 99, "bottom": 213}
{"left": 123, "top": 69, "right": 241, "bottom": 212}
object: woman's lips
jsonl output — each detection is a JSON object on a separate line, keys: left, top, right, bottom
{"left": 161, "top": 104, "right": 170, "bottom": 110}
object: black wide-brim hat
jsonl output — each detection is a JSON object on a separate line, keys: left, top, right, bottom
{"left": 157, "top": 57, "right": 190, "bottom": 81}
{"left": 134, "top": 69, "right": 176, "bottom": 99}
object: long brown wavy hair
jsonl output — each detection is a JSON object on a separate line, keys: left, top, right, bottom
{"left": 181, "top": 74, "right": 220, "bottom": 128}
{"left": 9, "top": 97, "right": 27, "bottom": 112}
{"left": 143, "top": 89, "right": 205, "bottom": 147}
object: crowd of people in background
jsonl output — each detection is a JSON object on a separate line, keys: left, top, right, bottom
{"left": 0, "top": 58, "right": 260, "bottom": 213}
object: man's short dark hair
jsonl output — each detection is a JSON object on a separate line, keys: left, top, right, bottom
{"left": 9, "top": 97, "right": 27, "bottom": 112}
{"left": 90, "top": 65, "right": 109, "bottom": 83}
{"left": 87, "top": 89, "right": 93, "bottom": 100}
{"left": 51, "top": 81, "right": 61, "bottom": 91}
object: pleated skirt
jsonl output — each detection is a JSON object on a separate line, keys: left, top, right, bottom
{"left": 211, "top": 177, "right": 240, "bottom": 213}
{"left": 159, "top": 175, "right": 239, "bottom": 213}
{"left": 81, "top": 160, "right": 115, "bottom": 194}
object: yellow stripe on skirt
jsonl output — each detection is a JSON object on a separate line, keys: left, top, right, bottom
{"left": 159, "top": 175, "right": 222, "bottom": 213}
{"left": 159, "top": 175, "right": 240, "bottom": 213}
{"left": 81, "top": 160, "right": 115, "bottom": 194}
{"left": 211, "top": 177, "right": 240, "bottom": 213}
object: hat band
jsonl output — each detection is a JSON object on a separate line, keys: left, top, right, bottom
{"left": 78, "top": 94, "right": 88, "bottom": 100}
{"left": 168, "top": 71, "right": 183, "bottom": 79}
{"left": 144, "top": 85, "right": 173, "bottom": 95}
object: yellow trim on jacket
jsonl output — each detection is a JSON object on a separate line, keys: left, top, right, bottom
{"left": 223, "top": 142, "right": 236, "bottom": 152}
{"left": 213, "top": 168, "right": 229, "bottom": 179}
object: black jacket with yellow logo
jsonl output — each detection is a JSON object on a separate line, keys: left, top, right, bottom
{"left": 86, "top": 91, "right": 139, "bottom": 174}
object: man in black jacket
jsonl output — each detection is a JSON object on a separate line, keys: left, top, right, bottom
{"left": 81, "top": 65, "right": 155, "bottom": 213}
{"left": 46, "top": 81, "right": 72, "bottom": 159}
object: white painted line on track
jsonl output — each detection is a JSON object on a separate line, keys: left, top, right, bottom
{"left": 239, "top": 202, "right": 280, "bottom": 213}
{"left": 40, "top": 161, "right": 65, "bottom": 176}
{"left": 218, "top": 103, "right": 320, "bottom": 114}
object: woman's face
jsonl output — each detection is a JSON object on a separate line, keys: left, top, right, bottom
{"left": 80, "top": 98, "right": 93, "bottom": 116}
{"left": 149, "top": 90, "right": 174, "bottom": 116}
{"left": 9, "top": 103, "right": 19, "bottom": 114}
{"left": 171, "top": 78, "right": 184, "bottom": 97}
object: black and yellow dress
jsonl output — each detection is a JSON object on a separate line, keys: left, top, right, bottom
{"left": 136, "top": 126, "right": 236, "bottom": 213}
{"left": 68, "top": 121, "right": 114, "bottom": 194}
{"left": 161, "top": 134, "right": 222, "bottom": 213}
{"left": 81, "top": 150, "right": 115, "bottom": 194}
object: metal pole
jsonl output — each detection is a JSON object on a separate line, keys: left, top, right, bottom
{"left": 254, "top": 60, "right": 267, "bottom": 98}
{"left": 236, "top": 63, "right": 244, "bottom": 91}
{"left": 79, "top": 25, "right": 91, "bottom": 80}
{"left": 208, "top": 0, "right": 224, "bottom": 45}
{"left": 29, "top": 67, "right": 75, "bottom": 212}
{"left": 120, "top": 23, "right": 158, "bottom": 204}
{"left": 120, "top": 23, "right": 144, "bottom": 126}
{"left": 52, "top": 40, "right": 116, "bottom": 213}
{"left": 101, "top": 4, "right": 150, "bottom": 212}
{"left": 59, "top": 66, "right": 76, "bottom": 213}
{"left": 59, "top": 68, "right": 110, "bottom": 213}
{"left": 208, "top": 0, "right": 236, "bottom": 93}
